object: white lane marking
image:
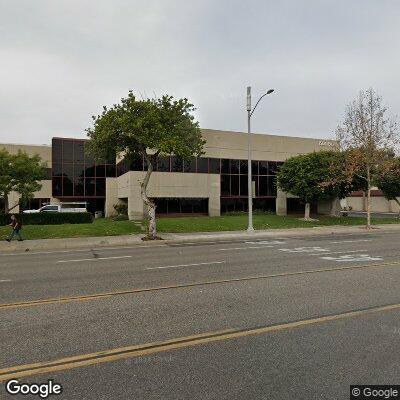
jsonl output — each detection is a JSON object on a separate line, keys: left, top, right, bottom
{"left": 310, "top": 249, "right": 367, "bottom": 256}
{"left": 146, "top": 261, "right": 226, "bottom": 270}
{"left": 331, "top": 239, "right": 373, "bottom": 244}
{"left": 321, "top": 254, "right": 383, "bottom": 262}
{"left": 245, "top": 241, "right": 286, "bottom": 245}
{"left": 218, "top": 246, "right": 274, "bottom": 251}
{"left": 279, "top": 247, "right": 330, "bottom": 253}
{"left": 0, "top": 279, "right": 11, "bottom": 283}
{"left": 57, "top": 255, "right": 133, "bottom": 263}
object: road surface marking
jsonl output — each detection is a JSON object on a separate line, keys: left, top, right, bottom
{"left": 321, "top": 254, "right": 383, "bottom": 262}
{"left": 218, "top": 246, "right": 273, "bottom": 251}
{"left": 309, "top": 249, "right": 367, "bottom": 256}
{"left": 2, "top": 301, "right": 400, "bottom": 381}
{"left": 2, "top": 260, "right": 400, "bottom": 311}
{"left": 0, "top": 280, "right": 11, "bottom": 283}
{"left": 245, "top": 241, "right": 286, "bottom": 245}
{"left": 279, "top": 247, "right": 330, "bottom": 253}
{"left": 331, "top": 239, "right": 373, "bottom": 244}
{"left": 57, "top": 255, "right": 133, "bottom": 263}
{"left": 146, "top": 261, "right": 226, "bottom": 270}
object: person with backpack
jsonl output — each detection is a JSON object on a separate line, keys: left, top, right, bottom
{"left": 6, "top": 215, "right": 24, "bottom": 242}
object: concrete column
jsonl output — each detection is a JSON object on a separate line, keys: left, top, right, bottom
{"left": 208, "top": 175, "right": 220, "bottom": 217}
{"left": 105, "top": 178, "right": 119, "bottom": 218}
{"left": 276, "top": 189, "right": 287, "bottom": 216}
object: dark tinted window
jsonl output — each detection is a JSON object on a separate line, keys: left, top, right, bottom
{"left": 63, "top": 177, "right": 73, "bottom": 196}
{"left": 74, "top": 164, "right": 84, "bottom": 178}
{"left": 52, "top": 164, "right": 62, "bottom": 177}
{"left": 74, "top": 179, "right": 84, "bottom": 196}
{"left": 171, "top": 157, "right": 183, "bottom": 172}
{"left": 129, "top": 155, "right": 143, "bottom": 171}
{"left": 63, "top": 163, "right": 73, "bottom": 179}
{"left": 251, "top": 161, "right": 259, "bottom": 175}
{"left": 230, "top": 175, "right": 239, "bottom": 195}
{"left": 239, "top": 160, "right": 248, "bottom": 175}
{"left": 259, "top": 161, "right": 268, "bottom": 174}
{"left": 52, "top": 139, "right": 62, "bottom": 163}
{"left": 230, "top": 160, "right": 239, "bottom": 174}
{"left": 96, "top": 164, "right": 106, "bottom": 177}
{"left": 197, "top": 158, "right": 208, "bottom": 173}
{"left": 209, "top": 158, "right": 220, "bottom": 174}
{"left": 259, "top": 176, "right": 268, "bottom": 196}
{"left": 74, "top": 141, "right": 85, "bottom": 163}
{"left": 62, "top": 140, "right": 74, "bottom": 162}
{"left": 183, "top": 158, "right": 196, "bottom": 173}
{"left": 52, "top": 177, "right": 62, "bottom": 196}
{"left": 85, "top": 178, "right": 95, "bottom": 196}
{"left": 157, "top": 156, "right": 170, "bottom": 172}
{"left": 221, "top": 175, "right": 230, "bottom": 196}
{"left": 106, "top": 165, "right": 116, "bottom": 177}
{"left": 96, "top": 178, "right": 106, "bottom": 196}
{"left": 221, "top": 159, "right": 229, "bottom": 174}
{"left": 240, "top": 175, "right": 248, "bottom": 196}
{"left": 268, "top": 161, "right": 277, "bottom": 175}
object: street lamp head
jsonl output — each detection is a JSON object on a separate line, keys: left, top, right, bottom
{"left": 267, "top": 89, "right": 274, "bottom": 95}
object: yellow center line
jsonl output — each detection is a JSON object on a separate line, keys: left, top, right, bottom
{"left": 1, "top": 260, "right": 400, "bottom": 310}
{"left": 1, "top": 301, "right": 400, "bottom": 381}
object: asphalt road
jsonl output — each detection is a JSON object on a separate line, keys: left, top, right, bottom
{"left": 1, "top": 230, "right": 400, "bottom": 399}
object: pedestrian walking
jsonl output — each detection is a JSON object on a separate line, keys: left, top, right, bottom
{"left": 6, "top": 215, "right": 24, "bottom": 242}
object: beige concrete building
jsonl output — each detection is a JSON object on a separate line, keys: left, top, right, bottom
{"left": 1, "top": 129, "right": 347, "bottom": 217}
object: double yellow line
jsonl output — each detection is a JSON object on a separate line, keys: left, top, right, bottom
{"left": 1, "top": 260, "right": 400, "bottom": 310}
{"left": 1, "top": 301, "right": 400, "bottom": 381}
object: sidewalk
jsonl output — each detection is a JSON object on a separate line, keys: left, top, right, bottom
{"left": 1, "top": 223, "right": 400, "bottom": 254}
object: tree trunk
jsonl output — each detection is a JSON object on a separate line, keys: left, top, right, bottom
{"left": 366, "top": 166, "right": 371, "bottom": 229}
{"left": 8, "top": 203, "right": 19, "bottom": 213}
{"left": 141, "top": 153, "right": 158, "bottom": 239}
{"left": 304, "top": 202, "right": 311, "bottom": 220}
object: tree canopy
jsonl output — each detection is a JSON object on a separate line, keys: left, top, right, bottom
{"left": 87, "top": 91, "right": 204, "bottom": 238}
{"left": 0, "top": 149, "right": 47, "bottom": 213}
{"left": 277, "top": 151, "right": 353, "bottom": 219}
{"left": 375, "top": 158, "right": 400, "bottom": 207}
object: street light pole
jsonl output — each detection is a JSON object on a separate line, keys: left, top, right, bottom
{"left": 246, "top": 87, "right": 253, "bottom": 232}
{"left": 246, "top": 86, "right": 275, "bottom": 233}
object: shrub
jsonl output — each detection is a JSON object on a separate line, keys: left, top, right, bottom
{"left": 114, "top": 203, "right": 128, "bottom": 215}
{"left": 0, "top": 212, "right": 93, "bottom": 226}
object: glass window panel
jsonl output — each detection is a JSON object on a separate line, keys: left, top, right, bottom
{"left": 197, "top": 158, "right": 208, "bottom": 173}
{"left": 221, "top": 175, "right": 230, "bottom": 196}
{"left": 63, "top": 163, "right": 73, "bottom": 179}
{"left": 85, "top": 178, "right": 95, "bottom": 196}
{"left": 231, "top": 175, "right": 239, "bottom": 195}
{"left": 209, "top": 158, "right": 220, "bottom": 174}
{"left": 63, "top": 177, "right": 73, "bottom": 196}
{"left": 73, "top": 163, "right": 85, "bottom": 178}
{"left": 268, "top": 176, "right": 277, "bottom": 196}
{"left": 129, "top": 155, "right": 143, "bottom": 171}
{"left": 252, "top": 161, "right": 259, "bottom": 175}
{"left": 168, "top": 199, "right": 180, "bottom": 213}
{"left": 171, "top": 156, "right": 183, "bottom": 172}
{"left": 155, "top": 199, "right": 167, "bottom": 214}
{"left": 259, "top": 176, "right": 268, "bottom": 196}
{"left": 62, "top": 140, "right": 73, "bottom": 162}
{"left": 95, "top": 164, "right": 105, "bottom": 177}
{"left": 52, "top": 177, "right": 62, "bottom": 196}
{"left": 180, "top": 199, "right": 193, "bottom": 213}
{"left": 52, "top": 139, "right": 62, "bottom": 163}
{"left": 85, "top": 166, "right": 96, "bottom": 177}
{"left": 52, "top": 163, "right": 62, "bottom": 177}
{"left": 106, "top": 165, "right": 116, "bottom": 177}
{"left": 240, "top": 175, "right": 248, "bottom": 196}
{"left": 259, "top": 161, "right": 268, "bottom": 174}
{"left": 230, "top": 160, "right": 239, "bottom": 174}
{"left": 183, "top": 158, "right": 196, "bottom": 173}
{"left": 157, "top": 156, "right": 170, "bottom": 172}
{"left": 74, "top": 141, "right": 85, "bottom": 163}
{"left": 221, "top": 159, "right": 230, "bottom": 173}
{"left": 96, "top": 178, "right": 106, "bottom": 196}
{"left": 268, "top": 161, "right": 277, "bottom": 175}
{"left": 84, "top": 144, "right": 95, "bottom": 165}
{"left": 240, "top": 160, "right": 248, "bottom": 175}
{"left": 74, "top": 179, "right": 84, "bottom": 196}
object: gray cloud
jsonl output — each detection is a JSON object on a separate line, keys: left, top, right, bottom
{"left": 0, "top": 0, "right": 399, "bottom": 144}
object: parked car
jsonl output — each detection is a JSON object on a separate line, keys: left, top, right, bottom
{"left": 23, "top": 202, "right": 88, "bottom": 213}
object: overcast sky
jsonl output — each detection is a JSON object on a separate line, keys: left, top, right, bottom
{"left": 0, "top": 0, "right": 399, "bottom": 145}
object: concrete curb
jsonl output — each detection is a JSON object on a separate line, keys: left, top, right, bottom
{"left": 1, "top": 223, "right": 400, "bottom": 254}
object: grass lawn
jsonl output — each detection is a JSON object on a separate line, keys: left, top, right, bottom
{"left": 0, "top": 213, "right": 399, "bottom": 241}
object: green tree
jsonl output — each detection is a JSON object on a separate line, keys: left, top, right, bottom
{"left": 375, "top": 158, "right": 400, "bottom": 212}
{"left": 0, "top": 149, "right": 46, "bottom": 213}
{"left": 336, "top": 88, "right": 399, "bottom": 228}
{"left": 87, "top": 92, "right": 204, "bottom": 239}
{"left": 277, "top": 151, "right": 351, "bottom": 220}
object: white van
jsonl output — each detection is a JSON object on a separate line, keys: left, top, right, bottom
{"left": 23, "top": 202, "right": 88, "bottom": 214}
